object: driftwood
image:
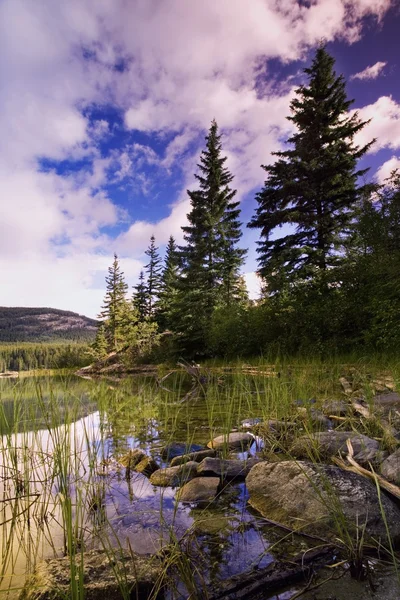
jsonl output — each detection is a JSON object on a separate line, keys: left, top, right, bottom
{"left": 208, "top": 546, "right": 335, "bottom": 600}
{"left": 332, "top": 439, "right": 400, "bottom": 502}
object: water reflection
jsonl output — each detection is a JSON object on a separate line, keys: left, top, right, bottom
{"left": 0, "top": 374, "right": 275, "bottom": 599}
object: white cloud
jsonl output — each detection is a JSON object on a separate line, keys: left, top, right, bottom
{"left": 0, "top": 0, "right": 395, "bottom": 317}
{"left": 351, "top": 61, "right": 387, "bottom": 80}
{"left": 376, "top": 156, "right": 400, "bottom": 183}
{"left": 355, "top": 96, "right": 400, "bottom": 153}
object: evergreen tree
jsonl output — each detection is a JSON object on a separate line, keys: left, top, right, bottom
{"left": 92, "top": 323, "right": 108, "bottom": 358}
{"left": 144, "top": 235, "right": 163, "bottom": 316}
{"left": 98, "top": 254, "right": 129, "bottom": 351}
{"left": 133, "top": 271, "right": 148, "bottom": 321}
{"left": 249, "top": 45, "right": 373, "bottom": 292}
{"left": 157, "top": 236, "right": 180, "bottom": 330}
{"left": 177, "top": 119, "right": 247, "bottom": 354}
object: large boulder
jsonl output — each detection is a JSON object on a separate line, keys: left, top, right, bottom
{"left": 197, "top": 457, "right": 260, "bottom": 480}
{"left": 290, "top": 431, "right": 386, "bottom": 466}
{"left": 207, "top": 432, "right": 254, "bottom": 451}
{"left": 246, "top": 460, "right": 400, "bottom": 545}
{"left": 170, "top": 449, "right": 216, "bottom": 467}
{"left": 381, "top": 448, "right": 400, "bottom": 485}
{"left": 149, "top": 461, "right": 198, "bottom": 487}
{"left": 176, "top": 477, "right": 220, "bottom": 505}
{"left": 19, "top": 549, "right": 161, "bottom": 600}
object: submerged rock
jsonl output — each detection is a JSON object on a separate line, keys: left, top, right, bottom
{"left": 149, "top": 461, "right": 198, "bottom": 487}
{"left": 207, "top": 432, "right": 254, "bottom": 451}
{"left": 197, "top": 457, "right": 260, "bottom": 480}
{"left": 135, "top": 456, "right": 160, "bottom": 477}
{"left": 170, "top": 449, "right": 216, "bottom": 467}
{"left": 381, "top": 448, "right": 400, "bottom": 485}
{"left": 246, "top": 460, "right": 400, "bottom": 545}
{"left": 176, "top": 477, "right": 220, "bottom": 504}
{"left": 119, "top": 448, "right": 147, "bottom": 469}
{"left": 290, "top": 431, "right": 386, "bottom": 466}
{"left": 19, "top": 549, "right": 161, "bottom": 600}
{"left": 161, "top": 442, "right": 204, "bottom": 460}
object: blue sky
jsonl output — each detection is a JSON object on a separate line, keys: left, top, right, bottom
{"left": 1, "top": 0, "right": 400, "bottom": 318}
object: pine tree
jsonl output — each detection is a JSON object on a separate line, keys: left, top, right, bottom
{"left": 177, "top": 120, "right": 247, "bottom": 354}
{"left": 133, "top": 271, "right": 148, "bottom": 321}
{"left": 157, "top": 236, "right": 180, "bottom": 330}
{"left": 98, "top": 254, "right": 129, "bottom": 351}
{"left": 144, "top": 235, "right": 163, "bottom": 316}
{"left": 248, "top": 45, "right": 374, "bottom": 292}
{"left": 92, "top": 323, "right": 108, "bottom": 358}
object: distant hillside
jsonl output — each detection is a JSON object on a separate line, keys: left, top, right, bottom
{"left": 0, "top": 307, "right": 98, "bottom": 342}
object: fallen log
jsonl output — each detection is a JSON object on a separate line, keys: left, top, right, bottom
{"left": 208, "top": 546, "right": 335, "bottom": 600}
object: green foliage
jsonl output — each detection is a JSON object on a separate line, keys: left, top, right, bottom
{"left": 175, "top": 119, "right": 247, "bottom": 355}
{"left": 132, "top": 270, "right": 149, "bottom": 322}
{"left": 249, "top": 45, "right": 373, "bottom": 290}
{"left": 157, "top": 236, "right": 180, "bottom": 331}
{"left": 91, "top": 323, "right": 108, "bottom": 359}
{"left": 0, "top": 343, "right": 91, "bottom": 371}
{"left": 98, "top": 254, "right": 129, "bottom": 352}
{"left": 144, "top": 235, "right": 163, "bottom": 316}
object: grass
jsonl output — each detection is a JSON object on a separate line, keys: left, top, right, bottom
{"left": 0, "top": 356, "right": 400, "bottom": 598}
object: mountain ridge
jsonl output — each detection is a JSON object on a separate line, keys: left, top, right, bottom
{"left": 0, "top": 306, "right": 98, "bottom": 342}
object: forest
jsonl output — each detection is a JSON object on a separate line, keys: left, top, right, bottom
{"left": 93, "top": 46, "right": 400, "bottom": 362}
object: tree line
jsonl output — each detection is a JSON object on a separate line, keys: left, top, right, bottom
{"left": 95, "top": 45, "right": 400, "bottom": 360}
{"left": 0, "top": 343, "right": 91, "bottom": 371}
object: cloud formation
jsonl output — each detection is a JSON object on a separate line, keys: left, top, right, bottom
{"left": 351, "top": 61, "right": 387, "bottom": 80}
{"left": 0, "top": 0, "right": 395, "bottom": 316}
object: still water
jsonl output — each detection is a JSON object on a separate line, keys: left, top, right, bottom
{"left": 0, "top": 373, "right": 278, "bottom": 599}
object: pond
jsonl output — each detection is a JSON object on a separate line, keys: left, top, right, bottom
{"left": 0, "top": 372, "right": 290, "bottom": 599}
{"left": 0, "top": 369, "right": 399, "bottom": 599}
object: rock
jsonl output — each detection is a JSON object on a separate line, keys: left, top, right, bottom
{"left": 373, "top": 392, "right": 400, "bottom": 408}
{"left": 161, "top": 442, "right": 204, "bottom": 460}
{"left": 134, "top": 456, "right": 160, "bottom": 477}
{"left": 176, "top": 477, "right": 220, "bottom": 504}
{"left": 19, "top": 549, "right": 161, "bottom": 600}
{"left": 298, "top": 409, "right": 333, "bottom": 430}
{"left": 149, "top": 461, "right": 198, "bottom": 487}
{"left": 246, "top": 460, "right": 400, "bottom": 545}
{"left": 119, "top": 448, "right": 147, "bottom": 469}
{"left": 290, "top": 431, "right": 386, "bottom": 466}
{"left": 321, "top": 400, "right": 350, "bottom": 417}
{"left": 170, "top": 449, "right": 216, "bottom": 467}
{"left": 207, "top": 432, "right": 254, "bottom": 451}
{"left": 381, "top": 448, "right": 400, "bottom": 485}
{"left": 197, "top": 457, "right": 260, "bottom": 480}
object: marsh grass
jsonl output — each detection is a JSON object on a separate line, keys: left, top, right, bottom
{"left": 0, "top": 357, "right": 399, "bottom": 598}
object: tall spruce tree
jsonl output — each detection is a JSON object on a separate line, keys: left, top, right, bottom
{"left": 98, "top": 254, "right": 129, "bottom": 351}
{"left": 177, "top": 119, "right": 246, "bottom": 354}
{"left": 144, "top": 235, "right": 163, "bottom": 316}
{"left": 133, "top": 270, "right": 149, "bottom": 321}
{"left": 157, "top": 236, "right": 180, "bottom": 330}
{"left": 248, "top": 46, "right": 373, "bottom": 292}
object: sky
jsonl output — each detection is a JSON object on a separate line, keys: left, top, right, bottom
{"left": 1, "top": 0, "right": 400, "bottom": 319}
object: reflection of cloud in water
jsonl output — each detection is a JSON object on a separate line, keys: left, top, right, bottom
{"left": 104, "top": 472, "right": 194, "bottom": 554}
